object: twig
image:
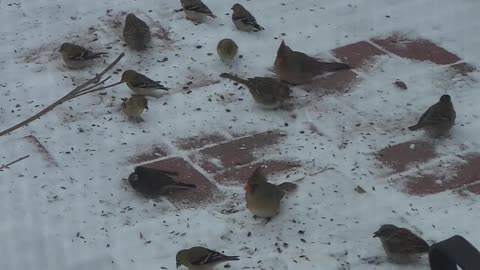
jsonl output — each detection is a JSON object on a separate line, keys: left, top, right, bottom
{"left": 0, "top": 155, "right": 30, "bottom": 171}
{"left": 72, "top": 81, "right": 124, "bottom": 99}
{"left": 0, "top": 52, "right": 125, "bottom": 137}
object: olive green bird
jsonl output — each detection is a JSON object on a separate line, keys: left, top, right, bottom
{"left": 121, "top": 95, "right": 149, "bottom": 123}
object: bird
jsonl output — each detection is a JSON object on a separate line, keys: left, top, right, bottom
{"left": 128, "top": 166, "right": 196, "bottom": 197}
{"left": 274, "top": 40, "right": 351, "bottom": 84}
{"left": 121, "top": 70, "right": 169, "bottom": 96}
{"left": 216, "top": 39, "right": 238, "bottom": 63}
{"left": 58, "top": 43, "right": 107, "bottom": 69}
{"left": 176, "top": 246, "right": 239, "bottom": 270}
{"left": 231, "top": 3, "right": 264, "bottom": 32}
{"left": 180, "top": 0, "right": 216, "bottom": 22}
{"left": 373, "top": 224, "right": 430, "bottom": 264}
{"left": 123, "top": 13, "right": 151, "bottom": 51}
{"left": 220, "top": 73, "right": 291, "bottom": 109}
{"left": 121, "top": 95, "right": 149, "bottom": 123}
{"left": 408, "top": 94, "right": 456, "bottom": 137}
{"left": 244, "top": 166, "right": 285, "bottom": 222}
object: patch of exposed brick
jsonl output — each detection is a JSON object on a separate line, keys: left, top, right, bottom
{"left": 302, "top": 70, "right": 359, "bottom": 95}
{"left": 403, "top": 154, "right": 480, "bottom": 196}
{"left": 142, "top": 157, "right": 222, "bottom": 207}
{"left": 213, "top": 160, "right": 301, "bottom": 185}
{"left": 23, "top": 135, "right": 58, "bottom": 167}
{"left": 176, "top": 133, "right": 228, "bottom": 150}
{"left": 376, "top": 141, "right": 436, "bottom": 172}
{"left": 127, "top": 145, "right": 169, "bottom": 164}
{"left": 333, "top": 41, "right": 387, "bottom": 69}
{"left": 371, "top": 35, "right": 460, "bottom": 65}
{"left": 197, "top": 131, "right": 286, "bottom": 173}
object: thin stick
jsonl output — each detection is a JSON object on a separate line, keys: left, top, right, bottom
{"left": 0, "top": 155, "right": 30, "bottom": 171}
{"left": 0, "top": 52, "right": 125, "bottom": 137}
{"left": 72, "top": 81, "right": 124, "bottom": 99}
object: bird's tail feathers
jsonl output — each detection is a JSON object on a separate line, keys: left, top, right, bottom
{"left": 408, "top": 125, "right": 420, "bottom": 131}
{"left": 317, "top": 62, "right": 351, "bottom": 73}
{"left": 171, "top": 182, "right": 196, "bottom": 189}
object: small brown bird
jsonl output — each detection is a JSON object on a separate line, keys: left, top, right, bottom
{"left": 121, "top": 95, "right": 149, "bottom": 123}
{"left": 176, "top": 246, "right": 239, "bottom": 270}
{"left": 274, "top": 40, "right": 351, "bottom": 84}
{"left": 220, "top": 73, "right": 291, "bottom": 109}
{"left": 128, "top": 166, "right": 196, "bottom": 198}
{"left": 217, "top": 39, "right": 238, "bottom": 63}
{"left": 231, "top": 3, "right": 264, "bottom": 32}
{"left": 408, "top": 94, "right": 456, "bottom": 137}
{"left": 180, "top": 0, "right": 216, "bottom": 22}
{"left": 123, "top": 13, "right": 151, "bottom": 51}
{"left": 244, "top": 167, "right": 285, "bottom": 222}
{"left": 59, "top": 43, "right": 107, "bottom": 69}
{"left": 373, "top": 224, "right": 430, "bottom": 264}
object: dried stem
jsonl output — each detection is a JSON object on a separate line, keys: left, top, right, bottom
{"left": 0, "top": 155, "right": 30, "bottom": 171}
{"left": 0, "top": 52, "right": 125, "bottom": 137}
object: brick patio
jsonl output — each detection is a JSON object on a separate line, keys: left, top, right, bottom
{"left": 24, "top": 33, "right": 480, "bottom": 207}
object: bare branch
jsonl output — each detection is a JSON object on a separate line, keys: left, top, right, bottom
{"left": 0, "top": 52, "right": 125, "bottom": 137}
{"left": 72, "top": 81, "right": 124, "bottom": 99}
{"left": 0, "top": 155, "right": 30, "bottom": 171}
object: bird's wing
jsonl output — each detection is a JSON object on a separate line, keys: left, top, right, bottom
{"left": 388, "top": 229, "right": 429, "bottom": 253}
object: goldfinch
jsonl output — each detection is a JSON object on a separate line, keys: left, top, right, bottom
{"left": 220, "top": 73, "right": 291, "bottom": 109}
{"left": 128, "top": 166, "right": 196, "bottom": 197}
{"left": 231, "top": 3, "right": 264, "bottom": 32}
{"left": 180, "top": 0, "right": 216, "bottom": 22}
{"left": 374, "top": 224, "right": 430, "bottom": 264}
{"left": 59, "top": 42, "right": 107, "bottom": 69}
{"left": 216, "top": 39, "right": 238, "bottom": 63}
{"left": 274, "top": 40, "right": 351, "bottom": 84}
{"left": 121, "top": 94, "right": 149, "bottom": 123}
{"left": 123, "top": 13, "right": 151, "bottom": 51}
{"left": 244, "top": 166, "right": 284, "bottom": 222}
{"left": 176, "top": 246, "right": 239, "bottom": 270}
{"left": 408, "top": 94, "right": 456, "bottom": 137}
{"left": 121, "top": 70, "right": 169, "bottom": 96}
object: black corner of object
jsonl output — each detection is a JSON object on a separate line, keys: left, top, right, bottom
{"left": 429, "top": 235, "right": 480, "bottom": 270}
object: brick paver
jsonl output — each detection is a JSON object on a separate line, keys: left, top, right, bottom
{"left": 333, "top": 41, "right": 387, "bottom": 69}
{"left": 376, "top": 141, "right": 436, "bottom": 173}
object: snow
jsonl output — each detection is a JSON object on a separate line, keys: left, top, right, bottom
{"left": 1, "top": 0, "right": 480, "bottom": 269}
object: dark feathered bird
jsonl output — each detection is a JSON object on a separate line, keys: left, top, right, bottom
{"left": 128, "top": 166, "right": 196, "bottom": 197}
{"left": 408, "top": 94, "right": 456, "bottom": 137}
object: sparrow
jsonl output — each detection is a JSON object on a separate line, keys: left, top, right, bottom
{"left": 220, "top": 73, "right": 292, "bottom": 109}
{"left": 231, "top": 3, "right": 264, "bottom": 32}
{"left": 123, "top": 13, "right": 151, "bottom": 51}
{"left": 274, "top": 40, "right": 351, "bottom": 84}
{"left": 121, "top": 70, "right": 169, "bottom": 96}
{"left": 59, "top": 42, "right": 107, "bottom": 69}
{"left": 128, "top": 166, "right": 196, "bottom": 198}
{"left": 180, "top": 0, "right": 216, "bottom": 22}
{"left": 408, "top": 94, "right": 456, "bottom": 137}
{"left": 176, "top": 246, "right": 239, "bottom": 270}
{"left": 244, "top": 166, "right": 285, "bottom": 222}
{"left": 121, "top": 95, "right": 148, "bottom": 123}
{"left": 374, "top": 224, "right": 430, "bottom": 264}
{"left": 217, "top": 39, "right": 238, "bottom": 63}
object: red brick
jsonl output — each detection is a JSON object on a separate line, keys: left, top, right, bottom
{"left": 197, "top": 131, "right": 286, "bottom": 173}
{"left": 404, "top": 174, "right": 447, "bottom": 195}
{"left": 176, "top": 133, "right": 228, "bottom": 150}
{"left": 23, "top": 135, "right": 58, "bottom": 167}
{"left": 466, "top": 183, "right": 480, "bottom": 194}
{"left": 141, "top": 157, "right": 222, "bottom": 207}
{"left": 403, "top": 154, "right": 480, "bottom": 195}
{"left": 449, "top": 62, "right": 476, "bottom": 77}
{"left": 213, "top": 160, "right": 301, "bottom": 185}
{"left": 371, "top": 35, "right": 460, "bottom": 65}
{"left": 302, "top": 70, "right": 359, "bottom": 95}
{"left": 127, "top": 145, "right": 169, "bottom": 164}
{"left": 376, "top": 141, "right": 436, "bottom": 172}
{"left": 333, "top": 41, "right": 387, "bottom": 69}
